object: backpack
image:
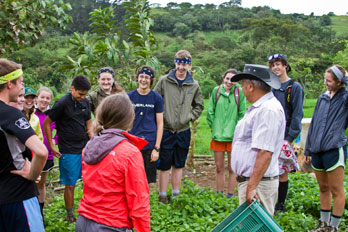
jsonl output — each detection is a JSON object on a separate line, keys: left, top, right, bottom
{"left": 284, "top": 79, "right": 295, "bottom": 127}
{"left": 215, "top": 85, "right": 240, "bottom": 113}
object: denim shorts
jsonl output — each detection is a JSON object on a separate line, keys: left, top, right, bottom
{"left": 59, "top": 153, "right": 82, "bottom": 185}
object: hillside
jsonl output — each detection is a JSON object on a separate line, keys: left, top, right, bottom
{"left": 330, "top": 15, "right": 348, "bottom": 36}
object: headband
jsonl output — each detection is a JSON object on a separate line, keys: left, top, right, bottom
{"left": 0, "top": 69, "right": 23, "bottom": 84}
{"left": 329, "top": 66, "right": 344, "bottom": 80}
{"left": 98, "top": 68, "right": 114, "bottom": 77}
{"left": 174, "top": 58, "right": 191, "bottom": 64}
{"left": 138, "top": 67, "right": 154, "bottom": 78}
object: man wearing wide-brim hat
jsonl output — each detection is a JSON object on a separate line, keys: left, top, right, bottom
{"left": 230, "top": 64, "right": 286, "bottom": 216}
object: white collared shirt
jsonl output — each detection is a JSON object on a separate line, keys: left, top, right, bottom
{"left": 231, "top": 92, "right": 285, "bottom": 177}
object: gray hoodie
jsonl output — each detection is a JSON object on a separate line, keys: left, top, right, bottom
{"left": 83, "top": 128, "right": 126, "bottom": 165}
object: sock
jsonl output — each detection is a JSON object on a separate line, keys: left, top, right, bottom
{"left": 330, "top": 214, "right": 341, "bottom": 228}
{"left": 159, "top": 192, "right": 167, "bottom": 197}
{"left": 66, "top": 208, "right": 74, "bottom": 216}
{"left": 277, "top": 181, "right": 289, "bottom": 204}
{"left": 227, "top": 193, "right": 234, "bottom": 198}
{"left": 172, "top": 189, "right": 180, "bottom": 195}
{"left": 320, "top": 209, "right": 331, "bottom": 223}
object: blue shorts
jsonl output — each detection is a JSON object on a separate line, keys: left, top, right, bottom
{"left": 0, "top": 196, "right": 44, "bottom": 232}
{"left": 59, "top": 153, "right": 82, "bottom": 185}
{"left": 311, "top": 146, "right": 347, "bottom": 171}
{"left": 157, "top": 129, "right": 191, "bottom": 170}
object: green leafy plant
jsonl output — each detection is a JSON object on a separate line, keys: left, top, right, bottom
{"left": 0, "top": 0, "right": 71, "bottom": 56}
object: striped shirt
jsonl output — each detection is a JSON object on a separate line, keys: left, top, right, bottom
{"left": 231, "top": 92, "right": 285, "bottom": 177}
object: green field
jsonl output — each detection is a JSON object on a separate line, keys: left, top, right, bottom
{"left": 329, "top": 16, "right": 348, "bottom": 36}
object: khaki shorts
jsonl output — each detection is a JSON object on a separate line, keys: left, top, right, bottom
{"left": 237, "top": 178, "right": 278, "bottom": 216}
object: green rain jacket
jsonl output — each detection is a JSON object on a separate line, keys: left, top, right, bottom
{"left": 154, "top": 70, "right": 204, "bottom": 133}
{"left": 207, "top": 84, "right": 246, "bottom": 141}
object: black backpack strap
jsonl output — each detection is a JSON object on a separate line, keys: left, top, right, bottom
{"left": 285, "top": 79, "right": 295, "bottom": 127}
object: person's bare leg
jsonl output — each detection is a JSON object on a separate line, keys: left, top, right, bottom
{"left": 159, "top": 169, "right": 171, "bottom": 193}
{"left": 214, "top": 151, "right": 225, "bottom": 192}
{"left": 327, "top": 167, "right": 345, "bottom": 216}
{"left": 227, "top": 152, "right": 237, "bottom": 195}
{"left": 172, "top": 167, "right": 183, "bottom": 192}
{"left": 64, "top": 185, "right": 75, "bottom": 210}
{"left": 314, "top": 170, "right": 331, "bottom": 210}
{"left": 37, "top": 172, "right": 48, "bottom": 204}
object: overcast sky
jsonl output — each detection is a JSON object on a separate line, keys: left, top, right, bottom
{"left": 149, "top": 0, "right": 348, "bottom": 16}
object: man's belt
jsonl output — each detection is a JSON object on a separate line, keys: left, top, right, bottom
{"left": 236, "top": 175, "right": 279, "bottom": 183}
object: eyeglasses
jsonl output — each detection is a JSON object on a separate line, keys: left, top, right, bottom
{"left": 268, "top": 53, "right": 288, "bottom": 62}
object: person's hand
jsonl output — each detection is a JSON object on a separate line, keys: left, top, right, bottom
{"left": 10, "top": 158, "right": 34, "bottom": 181}
{"left": 246, "top": 188, "right": 260, "bottom": 205}
{"left": 305, "top": 156, "right": 311, "bottom": 164}
{"left": 151, "top": 149, "right": 159, "bottom": 162}
{"left": 51, "top": 147, "right": 61, "bottom": 158}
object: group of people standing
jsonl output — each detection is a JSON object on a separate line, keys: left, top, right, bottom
{"left": 0, "top": 47, "right": 347, "bottom": 232}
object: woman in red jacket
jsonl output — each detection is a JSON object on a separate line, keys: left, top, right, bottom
{"left": 76, "top": 93, "right": 150, "bottom": 232}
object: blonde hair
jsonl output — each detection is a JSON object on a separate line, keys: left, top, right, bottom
{"left": 175, "top": 50, "right": 192, "bottom": 60}
{"left": 37, "top": 86, "right": 53, "bottom": 99}
{"left": 94, "top": 93, "right": 134, "bottom": 134}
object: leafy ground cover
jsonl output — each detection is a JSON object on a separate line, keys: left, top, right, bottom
{"left": 44, "top": 170, "right": 348, "bottom": 231}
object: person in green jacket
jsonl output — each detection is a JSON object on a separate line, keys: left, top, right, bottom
{"left": 87, "top": 67, "right": 123, "bottom": 115}
{"left": 207, "top": 69, "right": 246, "bottom": 198}
{"left": 154, "top": 50, "right": 204, "bottom": 204}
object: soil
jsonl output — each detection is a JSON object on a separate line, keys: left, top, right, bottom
{"left": 149, "top": 157, "right": 230, "bottom": 193}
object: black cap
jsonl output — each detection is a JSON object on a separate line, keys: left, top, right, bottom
{"left": 230, "top": 64, "right": 281, "bottom": 89}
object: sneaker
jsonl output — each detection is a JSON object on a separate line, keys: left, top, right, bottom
{"left": 308, "top": 220, "right": 330, "bottom": 232}
{"left": 158, "top": 195, "right": 167, "bottom": 204}
{"left": 275, "top": 202, "right": 286, "bottom": 213}
{"left": 66, "top": 214, "right": 76, "bottom": 224}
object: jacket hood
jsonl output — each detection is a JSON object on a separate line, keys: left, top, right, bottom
{"left": 83, "top": 128, "right": 148, "bottom": 165}
{"left": 168, "top": 70, "right": 194, "bottom": 83}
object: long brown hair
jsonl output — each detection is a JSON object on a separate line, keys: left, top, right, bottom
{"left": 94, "top": 93, "right": 134, "bottom": 134}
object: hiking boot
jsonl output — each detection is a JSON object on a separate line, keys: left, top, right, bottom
{"left": 158, "top": 195, "right": 167, "bottom": 204}
{"left": 308, "top": 220, "right": 330, "bottom": 232}
{"left": 66, "top": 214, "right": 76, "bottom": 224}
{"left": 275, "top": 202, "right": 286, "bottom": 213}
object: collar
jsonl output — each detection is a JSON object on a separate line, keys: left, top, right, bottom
{"left": 251, "top": 91, "right": 274, "bottom": 108}
{"left": 168, "top": 70, "right": 194, "bottom": 83}
{"left": 97, "top": 88, "right": 109, "bottom": 97}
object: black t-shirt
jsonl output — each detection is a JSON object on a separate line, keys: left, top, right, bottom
{"left": 46, "top": 92, "right": 91, "bottom": 154}
{"left": 0, "top": 100, "right": 38, "bottom": 204}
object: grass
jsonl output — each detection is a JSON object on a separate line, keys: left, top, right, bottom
{"left": 203, "top": 30, "right": 239, "bottom": 43}
{"left": 329, "top": 16, "right": 348, "bottom": 36}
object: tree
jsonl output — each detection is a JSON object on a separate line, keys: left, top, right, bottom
{"left": 173, "top": 23, "right": 191, "bottom": 38}
{"left": 0, "top": 0, "right": 71, "bottom": 56}
{"left": 319, "top": 15, "right": 331, "bottom": 26}
{"left": 65, "top": 0, "right": 159, "bottom": 90}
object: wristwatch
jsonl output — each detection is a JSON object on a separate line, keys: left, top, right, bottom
{"left": 154, "top": 146, "right": 160, "bottom": 152}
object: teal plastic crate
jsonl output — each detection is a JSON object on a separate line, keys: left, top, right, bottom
{"left": 211, "top": 200, "right": 284, "bottom": 232}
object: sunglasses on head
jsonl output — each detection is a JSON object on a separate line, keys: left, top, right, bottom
{"left": 268, "top": 53, "right": 288, "bottom": 62}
